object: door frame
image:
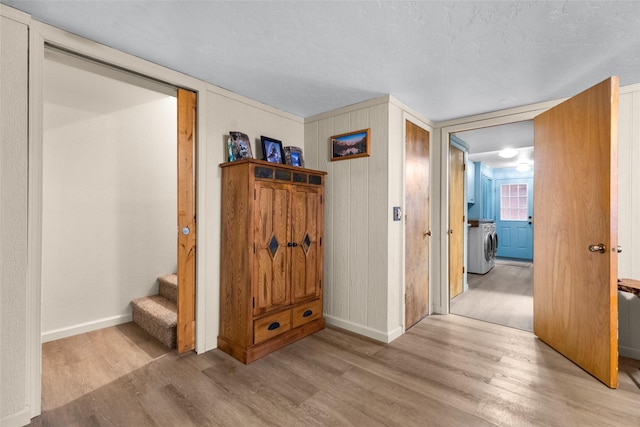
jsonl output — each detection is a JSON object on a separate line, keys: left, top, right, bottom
{"left": 436, "top": 100, "right": 563, "bottom": 313}
{"left": 27, "top": 23, "right": 207, "bottom": 418}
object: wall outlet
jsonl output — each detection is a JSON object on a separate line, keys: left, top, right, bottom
{"left": 393, "top": 206, "right": 402, "bottom": 221}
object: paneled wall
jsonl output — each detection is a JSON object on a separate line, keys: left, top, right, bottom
{"left": 305, "top": 97, "right": 433, "bottom": 341}
{"left": 618, "top": 85, "right": 640, "bottom": 279}
{"left": 305, "top": 99, "right": 392, "bottom": 340}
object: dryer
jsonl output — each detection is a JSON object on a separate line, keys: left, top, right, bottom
{"left": 468, "top": 220, "right": 496, "bottom": 274}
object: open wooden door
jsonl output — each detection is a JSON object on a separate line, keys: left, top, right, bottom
{"left": 405, "top": 120, "right": 430, "bottom": 330}
{"left": 177, "top": 88, "right": 196, "bottom": 353}
{"left": 449, "top": 145, "right": 465, "bottom": 299}
{"left": 533, "top": 77, "right": 619, "bottom": 387}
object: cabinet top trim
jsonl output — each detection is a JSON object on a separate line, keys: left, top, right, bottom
{"left": 220, "top": 159, "right": 327, "bottom": 175}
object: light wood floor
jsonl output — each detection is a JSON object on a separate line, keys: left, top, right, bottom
{"left": 32, "top": 316, "right": 640, "bottom": 426}
{"left": 451, "top": 259, "right": 533, "bottom": 331}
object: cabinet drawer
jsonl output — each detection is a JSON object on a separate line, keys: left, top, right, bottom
{"left": 254, "top": 310, "right": 292, "bottom": 344}
{"left": 292, "top": 299, "right": 322, "bottom": 328}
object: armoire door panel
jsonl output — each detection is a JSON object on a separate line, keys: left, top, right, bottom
{"left": 291, "top": 187, "right": 321, "bottom": 302}
{"left": 254, "top": 183, "right": 291, "bottom": 315}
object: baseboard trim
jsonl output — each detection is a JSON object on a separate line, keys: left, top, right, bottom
{"left": 324, "top": 315, "right": 403, "bottom": 343}
{"left": 1, "top": 406, "right": 31, "bottom": 427}
{"left": 620, "top": 345, "right": 640, "bottom": 360}
{"left": 41, "top": 313, "right": 132, "bottom": 343}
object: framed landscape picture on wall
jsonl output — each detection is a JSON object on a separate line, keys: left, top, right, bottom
{"left": 330, "top": 128, "right": 370, "bottom": 161}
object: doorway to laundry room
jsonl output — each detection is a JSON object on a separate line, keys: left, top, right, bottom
{"left": 449, "top": 121, "right": 534, "bottom": 332}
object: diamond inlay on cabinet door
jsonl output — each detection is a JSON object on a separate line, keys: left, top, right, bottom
{"left": 268, "top": 234, "right": 279, "bottom": 258}
{"left": 302, "top": 233, "right": 311, "bottom": 255}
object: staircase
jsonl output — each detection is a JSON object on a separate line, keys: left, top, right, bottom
{"left": 131, "top": 274, "right": 177, "bottom": 349}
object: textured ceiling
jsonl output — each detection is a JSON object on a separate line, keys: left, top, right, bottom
{"left": 4, "top": 1, "right": 640, "bottom": 164}
{"left": 4, "top": 0, "right": 639, "bottom": 122}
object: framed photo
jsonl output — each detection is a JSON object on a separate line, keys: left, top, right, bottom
{"left": 229, "top": 131, "right": 253, "bottom": 161}
{"left": 284, "top": 146, "right": 305, "bottom": 167}
{"left": 330, "top": 128, "right": 370, "bottom": 161}
{"left": 261, "top": 136, "right": 285, "bottom": 164}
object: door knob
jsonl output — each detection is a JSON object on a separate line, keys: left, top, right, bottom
{"left": 588, "top": 243, "right": 606, "bottom": 254}
{"left": 617, "top": 246, "right": 622, "bottom": 253}
{"left": 424, "top": 231, "right": 431, "bottom": 237}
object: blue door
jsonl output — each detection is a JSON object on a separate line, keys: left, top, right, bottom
{"left": 494, "top": 178, "right": 533, "bottom": 260}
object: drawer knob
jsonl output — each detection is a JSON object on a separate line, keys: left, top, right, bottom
{"left": 267, "top": 322, "right": 280, "bottom": 331}
{"left": 303, "top": 309, "right": 313, "bottom": 317}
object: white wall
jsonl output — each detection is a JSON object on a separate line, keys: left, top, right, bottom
{"left": 618, "top": 85, "right": 640, "bottom": 280}
{"left": 41, "top": 52, "right": 177, "bottom": 341}
{"left": 0, "top": 10, "right": 30, "bottom": 427}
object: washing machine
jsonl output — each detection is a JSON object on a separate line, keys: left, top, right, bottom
{"left": 468, "top": 220, "right": 497, "bottom": 274}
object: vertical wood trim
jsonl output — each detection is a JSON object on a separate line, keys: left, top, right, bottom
{"left": 29, "top": 26, "right": 45, "bottom": 419}
{"left": 448, "top": 145, "right": 465, "bottom": 299}
{"left": 177, "top": 88, "right": 196, "bottom": 353}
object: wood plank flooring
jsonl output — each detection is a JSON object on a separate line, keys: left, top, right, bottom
{"left": 32, "top": 316, "right": 640, "bottom": 426}
{"left": 451, "top": 260, "right": 533, "bottom": 331}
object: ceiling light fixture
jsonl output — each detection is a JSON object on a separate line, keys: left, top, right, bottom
{"left": 498, "top": 148, "right": 518, "bottom": 158}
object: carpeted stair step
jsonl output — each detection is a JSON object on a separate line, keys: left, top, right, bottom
{"left": 131, "top": 295, "right": 176, "bottom": 349}
{"left": 158, "top": 273, "right": 178, "bottom": 303}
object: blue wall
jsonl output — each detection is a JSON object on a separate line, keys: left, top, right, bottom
{"left": 468, "top": 162, "right": 495, "bottom": 219}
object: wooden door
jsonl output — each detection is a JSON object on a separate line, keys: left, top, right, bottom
{"left": 253, "top": 181, "right": 291, "bottom": 315}
{"left": 533, "top": 77, "right": 619, "bottom": 388}
{"left": 449, "top": 145, "right": 465, "bottom": 299}
{"left": 177, "top": 88, "right": 196, "bottom": 353}
{"left": 290, "top": 186, "right": 323, "bottom": 303}
{"left": 405, "top": 120, "right": 430, "bottom": 330}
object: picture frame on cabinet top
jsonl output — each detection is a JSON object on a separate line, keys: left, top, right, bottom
{"left": 284, "top": 146, "right": 305, "bottom": 167}
{"left": 229, "top": 131, "right": 253, "bottom": 161}
{"left": 261, "top": 136, "right": 285, "bottom": 164}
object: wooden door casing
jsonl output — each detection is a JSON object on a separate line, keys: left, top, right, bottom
{"left": 449, "top": 145, "right": 465, "bottom": 299}
{"left": 253, "top": 182, "right": 291, "bottom": 316}
{"left": 290, "top": 186, "right": 322, "bottom": 303}
{"left": 176, "top": 88, "right": 196, "bottom": 353}
{"left": 533, "top": 77, "right": 619, "bottom": 388}
{"left": 405, "top": 120, "right": 430, "bottom": 330}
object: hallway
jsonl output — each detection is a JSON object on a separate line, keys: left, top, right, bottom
{"left": 451, "top": 259, "right": 533, "bottom": 331}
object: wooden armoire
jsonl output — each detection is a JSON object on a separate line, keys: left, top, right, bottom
{"left": 218, "top": 159, "right": 326, "bottom": 363}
